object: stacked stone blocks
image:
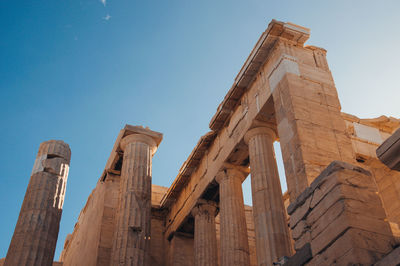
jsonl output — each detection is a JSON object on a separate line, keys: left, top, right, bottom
{"left": 286, "top": 161, "right": 396, "bottom": 265}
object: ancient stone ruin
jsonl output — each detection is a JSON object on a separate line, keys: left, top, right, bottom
{"left": 2, "top": 19, "right": 400, "bottom": 266}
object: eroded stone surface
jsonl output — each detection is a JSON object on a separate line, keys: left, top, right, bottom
{"left": 5, "top": 140, "right": 71, "bottom": 266}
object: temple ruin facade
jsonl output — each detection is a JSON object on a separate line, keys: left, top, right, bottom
{"left": 2, "top": 19, "right": 400, "bottom": 266}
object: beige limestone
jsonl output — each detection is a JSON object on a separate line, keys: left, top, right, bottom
{"left": 5, "top": 140, "right": 70, "bottom": 266}
{"left": 245, "top": 127, "right": 292, "bottom": 265}
{"left": 272, "top": 65, "right": 355, "bottom": 202}
{"left": 216, "top": 167, "right": 250, "bottom": 266}
{"left": 191, "top": 200, "right": 218, "bottom": 266}
{"left": 59, "top": 172, "right": 120, "bottom": 266}
{"left": 286, "top": 161, "right": 395, "bottom": 265}
{"left": 59, "top": 182, "right": 168, "bottom": 266}
{"left": 58, "top": 126, "right": 164, "bottom": 266}
{"left": 110, "top": 132, "right": 160, "bottom": 266}
{"left": 215, "top": 205, "right": 258, "bottom": 266}
{"left": 341, "top": 114, "right": 400, "bottom": 237}
{"left": 167, "top": 233, "right": 194, "bottom": 266}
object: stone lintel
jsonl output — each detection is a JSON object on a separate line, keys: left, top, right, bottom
{"left": 342, "top": 113, "right": 400, "bottom": 133}
{"left": 304, "top": 45, "right": 327, "bottom": 54}
{"left": 160, "top": 131, "right": 216, "bottom": 209}
{"left": 209, "top": 20, "right": 310, "bottom": 131}
{"left": 171, "top": 231, "right": 194, "bottom": 239}
{"left": 287, "top": 161, "right": 371, "bottom": 215}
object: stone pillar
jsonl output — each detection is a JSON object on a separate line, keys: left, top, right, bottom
{"left": 5, "top": 140, "right": 71, "bottom": 266}
{"left": 216, "top": 167, "right": 250, "bottom": 266}
{"left": 244, "top": 127, "right": 292, "bottom": 265}
{"left": 111, "top": 133, "right": 157, "bottom": 266}
{"left": 270, "top": 42, "right": 355, "bottom": 202}
{"left": 191, "top": 200, "right": 218, "bottom": 266}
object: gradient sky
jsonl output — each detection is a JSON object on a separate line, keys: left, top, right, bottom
{"left": 1, "top": 0, "right": 399, "bottom": 260}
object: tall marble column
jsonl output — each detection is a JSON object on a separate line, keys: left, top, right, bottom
{"left": 5, "top": 140, "right": 71, "bottom": 266}
{"left": 244, "top": 127, "right": 291, "bottom": 265}
{"left": 111, "top": 133, "right": 157, "bottom": 266}
{"left": 216, "top": 166, "right": 250, "bottom": 266}
{"left": 191, "top": 200, "right": 218, "bottom": 266}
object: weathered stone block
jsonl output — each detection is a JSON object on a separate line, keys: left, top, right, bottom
{"left": 307, "top": 227, "right": 394, "bottom": 265}
{"left": 311, "top": 205, "right": 393, "bottom": 255}
{"left": 289, "top": 196, "right": 311, "bottom": 229}
{"left": 307, "top": 185, "right": 385, "bottom": 227}
{"left": 310, "top": 169, "right": 375, "bottom": 209}
{"left": 287, "top": 161, "right": 395, "bottom": 264}
{"left": 282, "top": 243, "right": 312, "bottom": 266}
{"left": 294, "top": 231, "right": 311, "bottom": 252}
{"left": 291, "top": 220, "right": 308, "bottom": 240}
{"left": 375, "top": 246, "right": 400, "bottom": 266}
{"left": 336, "top": 247, "right": 385, "bottom": 265}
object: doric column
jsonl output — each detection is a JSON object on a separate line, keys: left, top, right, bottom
{"left": 191, "top": 200, "right": 218, "bottom": 266}
{"left": 111, "top": 133, "right": 157, "bottom": 266}
{"left": 244, "top": 127, "right": 292, "bottom": 265}
{"left": 216, "top": 166, "right": 250, "bottom": 266}
{"left": 5, "top": 140, "right": 71, "bottom": 266}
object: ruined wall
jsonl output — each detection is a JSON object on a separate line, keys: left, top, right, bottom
{"left": 94, "top": 174, "right": 120, "bottom": 265}
{"left": 59, "top": 175, "right": 169, "bottom": 266}
{"left": 342, "top": 113, "right": 400, "bottom": 237}
{"left": 286, "top": 161, "right": 395, "bottom": 265}
{"left": 149, "top": 186, "right": 169, "bottom": 265}
{"left": 149, "top": 215, "right": 165, "bottom": 265}
{"left": 60, "top": 181, "right": 108, "bottom": 265}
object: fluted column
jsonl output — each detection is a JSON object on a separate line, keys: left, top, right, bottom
{"left": 191, "top": 200, "right": 218, "bottom": 266}
{"left": 5, "top": 140, "right": 71, "bottom": 266}
{"left": 111, "top": 134, "right": 157, "bottom": 266}
{"left": 216, "top": 166, "right": 250, "bottom": 266}
{"left": 244, "top": 127, "right": 291, "bottom": 265}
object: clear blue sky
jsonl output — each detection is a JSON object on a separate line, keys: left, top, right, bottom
{"left": 1, "top": 0, "right": 399, "bottom": 260}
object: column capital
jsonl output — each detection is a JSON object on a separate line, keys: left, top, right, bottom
{"left": 215, "top": 163, "right": 249, "bottom": 184}
{"left": 120, "top": 134, "right": 158, "bottom": 154}
{"left": 191, "top": 199, "right": 218, "bottom": 217}
{"left": 244, "top": 127, "right": 276, "bottom": 144}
